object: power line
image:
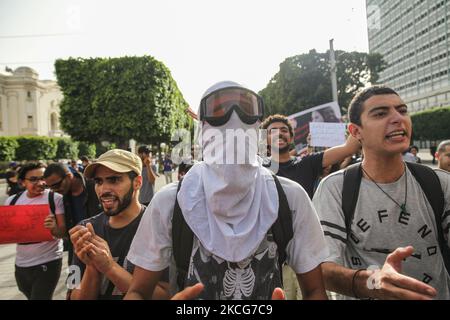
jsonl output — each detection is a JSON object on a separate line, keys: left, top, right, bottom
{"left": 0, "top": 61, "right": 54, "bottom": 64}
{"left": 0, "top": 32, "right": 81, "bottom": 39}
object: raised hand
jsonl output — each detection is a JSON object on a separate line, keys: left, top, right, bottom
{"left": 369, "top": 246, "right": 437, "bottom": 300}
{"left": 69, "top": 225, "right": 94, "bottom": 265}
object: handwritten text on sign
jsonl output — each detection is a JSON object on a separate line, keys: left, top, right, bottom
{"left": 0, "top": 204, "right": 53, "bottom": 244}
{"left": 310, "top": 122, "right": 347, "bottom": 148}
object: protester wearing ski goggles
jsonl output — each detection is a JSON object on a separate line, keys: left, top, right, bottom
{"left": 199, "top": 87, "right": 264, "bottom": 126}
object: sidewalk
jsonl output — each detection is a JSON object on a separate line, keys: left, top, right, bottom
{"left": 417, "top": 151, "right": 438, "bottom": 168}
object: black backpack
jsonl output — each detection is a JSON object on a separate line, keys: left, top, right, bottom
{"left": 342, "top": 162, "right": 450, "bottom": 274}
{"left": 172, "top": 174, "right": 293, "bottom": 289}
{"left": 10, "top": 190, "right": 56, "bottom": 245}
{"left": 10, "top": 190, "right": 56, "bottom": 213}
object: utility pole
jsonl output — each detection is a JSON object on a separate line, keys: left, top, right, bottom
{"left": 329, "top": 39, "right": 338, "bottom": 103}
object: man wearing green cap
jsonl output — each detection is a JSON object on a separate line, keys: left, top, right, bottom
{"left": 67, "top": 149, "right": 169, "bottom": 300}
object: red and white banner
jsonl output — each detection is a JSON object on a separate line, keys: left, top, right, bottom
{"left": 0, "top": 205, "right": 53, "bottom": 244}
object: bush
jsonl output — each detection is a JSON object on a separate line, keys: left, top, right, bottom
{"left": 15, "top": 136, "right": 58, "bottom": 161}
{"left": 0, "top": 137, "right": 19, "bottom": 161}
{"left": 78, "top": 141, "right": 96, "bottom": 159}
{"left": 412, "top": 107, "right": 450, "bottom": 141}
{"left": 56, "top": 138, "right": 79, "bottom": 160}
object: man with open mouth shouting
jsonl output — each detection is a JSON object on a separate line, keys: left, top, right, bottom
{"left": 314, "top": 86, "right": 450, "bottom": 300}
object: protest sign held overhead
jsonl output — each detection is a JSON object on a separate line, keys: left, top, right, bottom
{"left": 310, "top": 122, "right": 347, "bottom": 148}
{"left": 288, "top": 101, "right": 342, "bottom": 152}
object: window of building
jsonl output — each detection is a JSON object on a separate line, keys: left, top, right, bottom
{"left": 50, "top": 113, "right": 58, "bottom": 131}
{"left": 27, "top": 115, "right": 33, "bottom": 128}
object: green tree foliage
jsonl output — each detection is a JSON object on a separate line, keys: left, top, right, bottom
{"left": 95, "top": 142, "right": 117, "bottom": 158}
{"left": 78, "top": 141, "right": 96, "bottom": 159}
{"left": 412, "top": 107, "right": 450, "bottom": 141}
{"left": 0, "top": 137, "right": 19, "bottom": 161}
{"left": 55, "top": 56, "right": 193, "bottom": 148}
{"left": 15, "top": 136, "right": 58, "bottom": 161}
{"left": 259, "top": 49, "right": 386, "bottom": 116}
{"left": 56, "top": 138, "right": 79, "bottom": 160}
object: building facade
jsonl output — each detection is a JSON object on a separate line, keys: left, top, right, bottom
{"left": 0, "top": 66, "right": 64, "bottom": 137}
{"left": 366, "top": 0, "right": 450, "bottom": 112}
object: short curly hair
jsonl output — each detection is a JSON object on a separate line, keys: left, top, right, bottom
{"left": 348, "top": 86, "right": 399, "bottom": 126}
{"left": 261, "top": 114, "right": 294, "bottom": 137}
{"left": 18, "top": 162, "right": 47, "bottom": 181}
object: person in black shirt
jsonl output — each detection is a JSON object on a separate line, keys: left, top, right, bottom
{"left": 44, "top": 163, "right": 102, "bottom": 265}
{"left": 67, "top": 149, "right": 169, "bottom": 300}
{"left": 5, "top": 170, "right": 23, "bottom": 196}
{"left": 261, "top": 114, "right": 361, "bottom": 199}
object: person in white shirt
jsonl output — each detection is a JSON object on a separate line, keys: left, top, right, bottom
{"left": 4, "top": 162, "right": 66, "bottom": 300}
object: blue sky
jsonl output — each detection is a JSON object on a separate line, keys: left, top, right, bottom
{"left": 0, "top": 0, "right": 369, "bottom": 112}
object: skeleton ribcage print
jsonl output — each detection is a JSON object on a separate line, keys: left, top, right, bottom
{"left": 223, "top": 261, "right": 255, "bottom": 299}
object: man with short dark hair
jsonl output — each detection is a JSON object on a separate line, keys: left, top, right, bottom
{"left": 437, "top": 140, "right": 450, "bottom": 172}
{"left": 44, "top": 162, "right": 102, "bottom": 265}
{"left": 80, "top": 156, "right": 91, "bottom": 173}
{"left": 5, "top": 162, "right": 23, "bottom": 196}
{"left": 261, "top": 114, "right": 360, "bottom": 199}
{"left": 68, "top": 149, "right": 169, "bottom": 300}
{"left": 137, "top": 145, "right": 157, "bottom": 205}
{"left": 162, "top": 154, "right": 174, "bottom": 184}
{"left": 409, "top": 145, "right": 421, "bottom": 163}
{"left": 314, "top": 85, "right": 450, "bottom": 300}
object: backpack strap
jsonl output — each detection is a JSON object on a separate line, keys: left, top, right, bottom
{"left": 342, "top": 162, "right": 450, "bottom": 275}
{"left": 405, "top": 162, "right": 449, "bottom": 274}
{"left": 11, "top": 191, "right": 55, "bottom": 245}
{"left": 172, "top": 175, "right": 295, "bottom": 290}
{"left": 11, "top": 190, "right": 56, "bottom": 215}
{"left": 9, "top": 191, "right": 24, "bottom": 205}
{"left": 341, "top": 163, "right": 363, "bottom": 234}
{"left": 48, "top": 191, "right": 56, "bottom": 216}
{"left": 172, "top": 179, "right": 194, "bottom": 290}
{"left": 271, "top": 174, "right": 293, "bottom": 270}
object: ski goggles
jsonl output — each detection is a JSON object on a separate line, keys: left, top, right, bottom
{"left": 199, "top": 87, "right": 264, "bottom": 126}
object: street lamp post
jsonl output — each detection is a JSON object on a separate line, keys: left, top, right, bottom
{"left": 329, "top": 39, "right": 338, "bottom": 103}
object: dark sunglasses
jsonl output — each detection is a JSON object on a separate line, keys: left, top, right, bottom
{"left": 46, "top": 177, "right": 66, "bottom": 189}
{"left": 24, "top": 176, "right": 46, "bottom": 184}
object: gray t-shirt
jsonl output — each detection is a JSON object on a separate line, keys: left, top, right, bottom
{"left": 138, "top": 165, "right": 156, "bottom": 204}
{"left": 313, "top": 167, "right": 450, "bottom": 300}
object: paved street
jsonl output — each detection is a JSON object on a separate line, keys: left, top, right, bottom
{"left": 0, "top": 171, "right": 176, "bottom": 300}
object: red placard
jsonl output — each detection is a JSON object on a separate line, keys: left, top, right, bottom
{"left": 0, "top": 204, "right": 54, "bottom": 244}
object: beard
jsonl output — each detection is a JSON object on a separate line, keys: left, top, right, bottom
{"left": 101, "top": 186, "right": 134, "bottom": 217}
{"left": 277, "top": 144, "right": 291, "bottom": 154}
{"left": 270, "top": 136, "right": 291, "bottom": 155}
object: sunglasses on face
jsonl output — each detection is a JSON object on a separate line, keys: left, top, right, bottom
{"left": 46, "top": 177, "right": 66, "bottom": 189}
{"left": 24, "top": 176, "right": 46, "bottom": 184}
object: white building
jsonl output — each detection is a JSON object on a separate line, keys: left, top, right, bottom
{"left": 0, "top": 66, "right": 64, "bottom": 137}
{"left": 367, "top": 0, "right": 450, "bottom": 112}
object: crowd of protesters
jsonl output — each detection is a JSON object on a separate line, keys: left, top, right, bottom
{"left": 1, "top": 83, "right": 449, "bottom": 301}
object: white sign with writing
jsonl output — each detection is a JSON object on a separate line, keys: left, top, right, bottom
{"left": 310, "top": 122, "right": 346, "bottom": 148}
